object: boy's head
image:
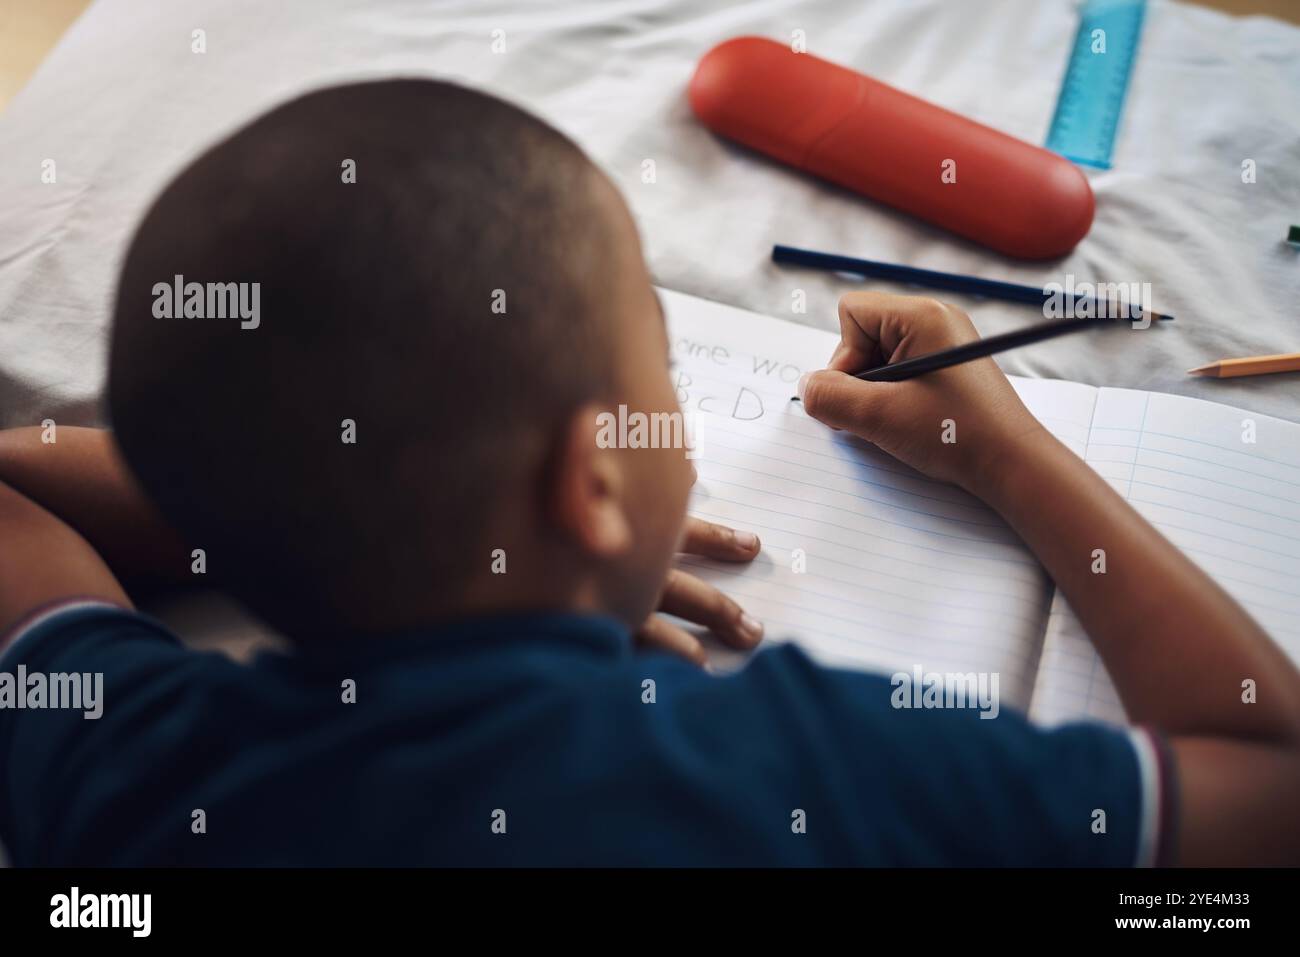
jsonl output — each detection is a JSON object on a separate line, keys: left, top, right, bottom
{"left": 108, "top": 79, "right": 693, "bottom": 640}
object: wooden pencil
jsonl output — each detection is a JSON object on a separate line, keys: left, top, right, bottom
{"left": 1188, "top": 353, "right": 1300, "bottom": 378}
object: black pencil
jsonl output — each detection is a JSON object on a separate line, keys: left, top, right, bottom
{"left": 853, "top": 314, "right": 1130, "bottom": 382}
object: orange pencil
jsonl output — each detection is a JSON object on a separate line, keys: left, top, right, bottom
{"left": 1188, "top": 352, "right": 1300, "bottom": 378}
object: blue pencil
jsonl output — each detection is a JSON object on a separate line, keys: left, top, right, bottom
{"left": 771, "top": 244, "right": 1173, "bottom": 322}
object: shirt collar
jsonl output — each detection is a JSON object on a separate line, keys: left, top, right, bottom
{"left": 288, "top": 610, "right": 633, "bottom": 668}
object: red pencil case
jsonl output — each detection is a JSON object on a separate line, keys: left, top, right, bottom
{"left": 688, "top": 36, "right": 1093, "bottom": 260}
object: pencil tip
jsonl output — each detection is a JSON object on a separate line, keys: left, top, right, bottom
{"left": 1187, "top": 364, "right": 1213, "bottom": 375}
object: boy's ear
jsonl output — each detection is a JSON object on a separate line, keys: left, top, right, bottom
{"left": 548, "top": 402, "right": 634, "bottom": 557}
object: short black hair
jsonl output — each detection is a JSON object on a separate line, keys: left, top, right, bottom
{"left": 108, "top": 79, "right": 626, "bottom": 638}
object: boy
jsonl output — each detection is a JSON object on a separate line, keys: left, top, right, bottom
{"left": 0, "top": 79, "right": 1297, "bottom": 866}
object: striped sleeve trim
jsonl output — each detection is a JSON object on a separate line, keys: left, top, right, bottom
{"left": 1128, "top": 726, "right": 1178, "bottom": 867}
{"left": 0, "top": 598, "right": 124, "bottom": 666}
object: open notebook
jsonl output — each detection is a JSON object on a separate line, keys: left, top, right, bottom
{"left": 662, "top": 289, "right": 1300, "bottom": 727}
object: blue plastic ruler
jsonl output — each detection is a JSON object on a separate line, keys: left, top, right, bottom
{"left": 1045, "top": 0, "right": 1148, "bottom": 169}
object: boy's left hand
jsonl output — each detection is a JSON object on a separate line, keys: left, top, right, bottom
{"left": 635, "top": 517, "right": 764, "bottom": 666}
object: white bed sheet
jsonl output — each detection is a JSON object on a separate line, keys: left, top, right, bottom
{"left": 1, "top": 0, "right": 1296, "bottom": 422}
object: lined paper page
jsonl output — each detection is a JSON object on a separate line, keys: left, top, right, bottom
{"left": 1031, "top": 388, "right": 1300, "bottom": 726}
{"left": 662, "top": 289, "right": 1092, "bottom": 708}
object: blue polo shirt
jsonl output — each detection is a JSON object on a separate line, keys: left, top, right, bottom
{"left": 0, "top": 601, "right": 1171, "bottom": 866}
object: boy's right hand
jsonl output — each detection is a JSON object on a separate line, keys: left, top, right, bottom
{"left": 797, "top": 292, "right": 1048, "bottom": 496}
{"left": 799, "top": 294, "right": 1300, "bottom": 867}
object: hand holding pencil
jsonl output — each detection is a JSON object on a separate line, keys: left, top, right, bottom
{"left": 797, "top": 291, "right": 1049, "bottom": 494}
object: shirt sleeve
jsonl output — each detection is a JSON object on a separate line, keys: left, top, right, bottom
{"left": 674, "top": 644, "right": 1173, "bottom": 867}
{"left": 0, "top": 600, "right": 239, "bottom": 865}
